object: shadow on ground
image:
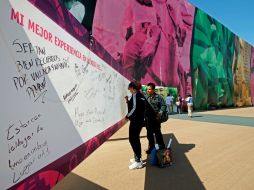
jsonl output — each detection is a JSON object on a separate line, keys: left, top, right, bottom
{"left": 144, "top": 133, "right": 205, "bottom": 190}
{"left": 53, "top": 173, "right": 107, "bottom": 190}
{"left": 53, "top": 133, "right": 205, "bottom": 190}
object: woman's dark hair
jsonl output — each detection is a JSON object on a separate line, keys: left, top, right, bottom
{"left": 128, "top": 82, "right": 137, "bottom": 90}
{"left": 128, "top": 80, "right": 141, "bottom": 90}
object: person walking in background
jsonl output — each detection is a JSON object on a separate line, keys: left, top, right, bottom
{"left": 144, "top": 82, "right": 166, "bottom": 154}
{"left": 185, "top": 94, "right": 193, "bottom": 117}
{"left": 165, "top": 93, "right": 174, "bottom": 114}
{"left": 125, "top": 81, "right": 146, "bottom": 170}
{"left": 176, "top": 94, "right": 183, "bottom": 114}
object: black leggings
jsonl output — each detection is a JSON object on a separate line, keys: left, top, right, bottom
{"left": 129, "top": 121, "right": 143, "bottom": 161}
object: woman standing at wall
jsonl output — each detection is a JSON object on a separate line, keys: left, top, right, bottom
{"left": 125, "top": 81, "right": 146, "bottom": 169}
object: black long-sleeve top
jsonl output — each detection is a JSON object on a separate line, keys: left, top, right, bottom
{"left": 127, "top": 91, "right": 145, "bottom": 123}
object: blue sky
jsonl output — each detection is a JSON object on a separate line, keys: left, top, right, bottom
{"left": 188, "top": 0, "right": 254, "bottom": 46}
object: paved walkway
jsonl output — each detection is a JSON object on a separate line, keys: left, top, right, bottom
{"left": 54, "top": 107, "right": 254, "bottom": 190}
{"left": 170, "top": 112, "right": 254, "bottom": 127}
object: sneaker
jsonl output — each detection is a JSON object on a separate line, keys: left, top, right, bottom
{"left": 130, "top": 158, "right": 142, "bottom": 163}
{"left": 129, "top": 158, "right": 135, "bottom": 163}
{"left": 129, "top": 161, "right": 143, "bottom": 170}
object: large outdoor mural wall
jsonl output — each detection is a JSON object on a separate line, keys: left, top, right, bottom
{"left": 1, "top": 0, "right": 253, "bottom": 190}
{"left": 92, "top": 0, "right": 253, "bottom": 109}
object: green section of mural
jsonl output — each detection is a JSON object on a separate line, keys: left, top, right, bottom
{"left": 191, "top": 9, "right": 235, "bottom": 110}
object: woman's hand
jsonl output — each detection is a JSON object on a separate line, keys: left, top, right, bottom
{"left": 125, "top": 96, "right": 128, "bottom": 103}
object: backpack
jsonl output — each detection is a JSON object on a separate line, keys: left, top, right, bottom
{"left": 156, "top": 148, "right": 173, "bottom": 168}
{"left": 149, "top": 138, "right": 173, "bottom": 168}
{"left": 156, "top": 138, "right": 173, "bottom": 168}
{"left": 159, "top": 110, "right": 168, "bottom": 123}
